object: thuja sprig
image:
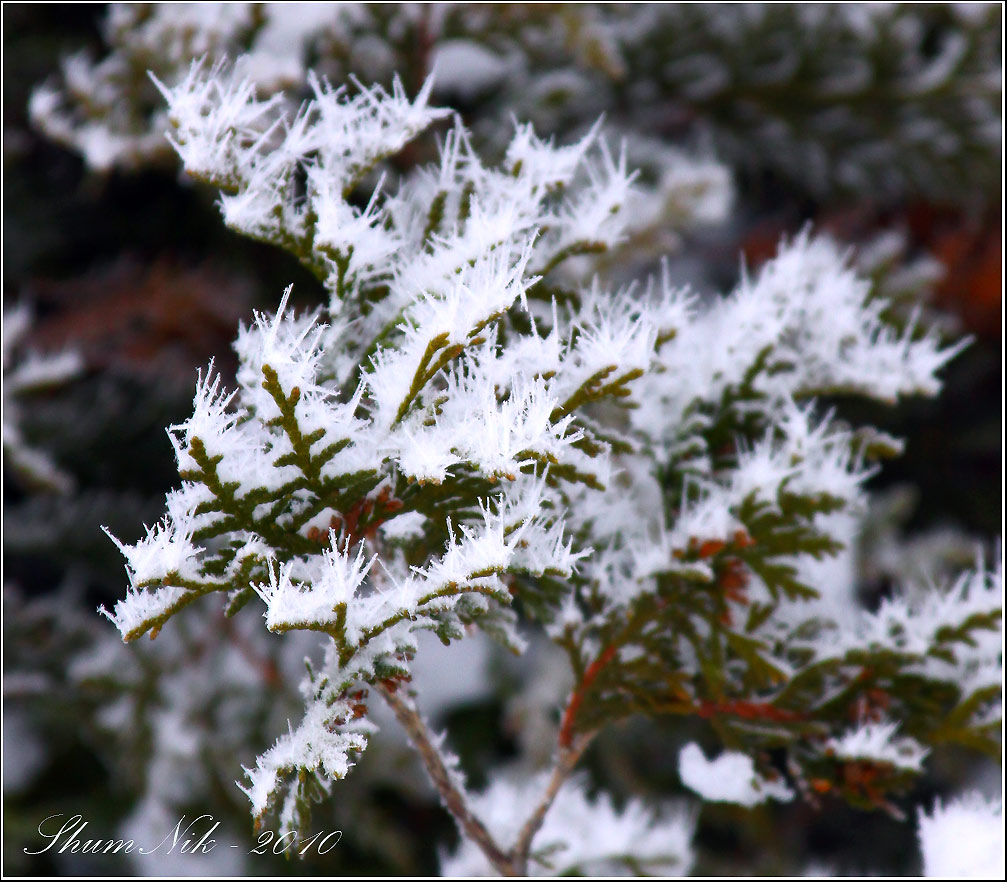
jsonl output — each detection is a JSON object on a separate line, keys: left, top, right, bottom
{"left": 100, "top": 59, "right": 999, "bottom": 875}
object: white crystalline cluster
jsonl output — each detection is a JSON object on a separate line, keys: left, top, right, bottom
{"left": 842, "top": 559, "right": 1003, "bottom": 688}
{"left": 562, "top": 235, "right": 963, "bottom": 632}
{"left": 2, "top": 305, "right": 83, "bottom": 493}
{"left": 94, "top": 51, "right": 999, "bottom": 872}
{"left": 635, "top": 234, "right": 960, "bottom": 454}
{"left": 678, "top": 743, "right": 794, "bottom": 808}
{"left": 29, "top": 3, "right": 346, "bottom": 171}
{"left": 825, "top": 722, "right": 929, "bottom": 773}
{"left": 441, "top": 772, "right": 696, "bottom": 876}
{"left": 917, "top": 792, "right": 1004, "bottom": 878}
{"left": 239, "top": 695, "right": 375, "bottom": 823}
{"left": 31, "top": 4, "right": 1000, "bottom": 208}
{"left": 98, "top": 58, "right": 659, "bottom": 825}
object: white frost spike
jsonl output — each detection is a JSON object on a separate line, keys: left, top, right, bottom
{"left": 167, "top": 359, "right": 241, "bottom": 474}
{"left": 155, "top": 60, "right": 284, "bottom": 183}
{"left": 505, "top": 119, "right": 602, "bottom": 190}
{"left": 442, "top": 374, "right": 577, "bottom": 479}
{"left": 235, "top": 285, "right": 326, "bottom": 404}
{"left": 307, "top": 71, "right": 451, "bottom": 180}
{"left": 917, "top": 792, "right": 1004, "bottom": 878}
{"left": 313, "top": 172, "right": 399, "bottom": 292}
{"left": 678, "top": 743, "right": 793, "bottom": 807}
{"left": 98, "top": 512, "right": 205, "bottom": 642}
{"left": 256, "top": 539, "right": 376, "bottom": 632}
{"left": 102, "top": 511, "right": 202, "bottom": 593}
{"left": 415, "top": 510, "right": 514, "bottom": 592}
{"left": 239, "top": 696, "right": 375, "bottom": 821}
{"left": 97, "top": 582, "right": 193, "bottom": 644}
{"left": 549, "top": 139, "right": 637, "bottom": 255}
{"left": 442, "top": 771, "right": 695, "bottom": 876}
{"left": 825, "top": 722, "right": 929, "bottom": 772}
{"left": 638, "top": 233, "right": 963, "bottom": 448}
{"left": 367, "top": 241, "right": 541, "bottom": 436}
{"left": 82, "top": 47, "right": 987, "bottom": 867}
{"left": 852, "top": 559, "right": 1002, "bottom": 665}
{"left": 2, "top": 304, "right": 83, "bottom": 493}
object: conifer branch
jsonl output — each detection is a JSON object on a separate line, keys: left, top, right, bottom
{"left": 376, "top": 681, "right": 520, "bottom": 876}
{"left": 85, "top": 48, "right": 996, "bottom": 876}
{"left": 510, "top": 730, "right": 597, "bottom": 873}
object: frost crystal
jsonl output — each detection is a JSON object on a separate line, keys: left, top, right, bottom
{"left": 917, "top": 792, "right": 1004, "bottom": 878}
{"left": 679, "top": 743, "right": 793, "bottom": 807}
{"left": 441, "top": 773, "right": 696, "bottom": 876}
{"left": 2, "top": 305, "right": 83, "bottom": 493}
{"left": 825, "top": 723, "right": 929, "bottom": 773}
{"left": 96, "top": 53, "right": 999, "bottom": 873}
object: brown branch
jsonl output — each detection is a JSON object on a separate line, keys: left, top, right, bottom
{"left": 695, "top": 698, "right": 806, "bottom": 723}
{"left": 376, "top": 681, "right": 520, "bottom": 876}
{"left": 558, "top": 643, "right": 618, "bottom": 748}
{"left": 510, "top": 730, "right": 596, "bottom": 874}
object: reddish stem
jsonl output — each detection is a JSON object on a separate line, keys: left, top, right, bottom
{"left": 558, "top": 643, "right": 618, "bottom": 748}
{"left": 695, "top": 698, "right": 805, "bottom": 723}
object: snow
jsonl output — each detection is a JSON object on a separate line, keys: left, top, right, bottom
{"left": 432, "top": 40, "right": 509, "bottom": 101}
{"left": 2, "top": 305, "right": 83, "bottom": 492}
{"left": 917, "top": 792, "right": 1004, "bottom": 878}
{"left": 442, "top": 772, "right": 696, "bottom": 875}
{"left": 826, "top": 722, "right": 929, "bottom": 773}
{"left": 256, "top": 540, "right": 376, "bottom": 633}
{"left": 678, "top": 743, "right": 794, "bottom": 807}
{"left": 239, "top": 697, "right": 375, "bottom": 820}
{"left": 90, "top": 49, "right": 996, "bottom": 864}
{"left": 635, "top": 233, "right": 961, "bottom": 452}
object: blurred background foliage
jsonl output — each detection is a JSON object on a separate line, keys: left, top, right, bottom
{"left": 3, "top": 3, "right": 1001, "bottom": 876}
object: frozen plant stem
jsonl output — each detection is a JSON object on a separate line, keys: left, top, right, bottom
{"left": 509, "top": 729, "right": 596, "bottom": 871}
{"left": 98, "top": 54, "right": 999, "bottom": 876}
{"left": 377, "top": 680, "right": 595, "bottom": 876}
{"left": 376, "top": 681, "right": 519, "bottom": 876}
